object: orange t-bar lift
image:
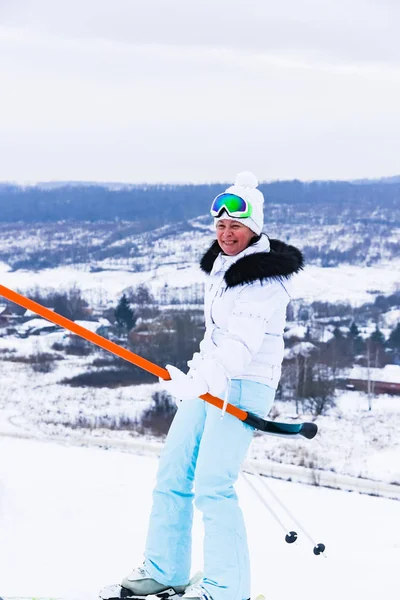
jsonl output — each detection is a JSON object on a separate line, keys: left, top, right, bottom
{"left": 0, "top": 284, "right": 317, "bottom": 439}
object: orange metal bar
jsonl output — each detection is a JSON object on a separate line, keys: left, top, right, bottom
{"left": 0, "top": 284, "right": 247, "bottom": 422}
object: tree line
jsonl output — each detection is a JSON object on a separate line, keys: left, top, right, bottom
{"left": 0, "top": 180, "right": 399, "bottom": 225}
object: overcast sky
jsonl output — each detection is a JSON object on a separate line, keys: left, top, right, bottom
{"left": 0, "top": 0, "right": 399, "bottom": 184}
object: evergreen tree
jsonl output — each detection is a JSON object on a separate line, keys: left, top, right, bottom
{"left": 367, "top": 325, "right": 387, "bottom": 368}
{"left": 370, "top": 325, "right": 385, "bottom": 346}
{"left": 387, "top": 323, "right": 400, "bottom": 349}
{"left": 349, "top": 322, "right": 360, "bottom": 338}
{"left": 115, "top": 294, "right": 136, "bottom": 332}
{"left": 348, "top": 321, "right": 364, "bottom": 355}
{"left": 333, "top": 326, "right": 343, "bottom": 339}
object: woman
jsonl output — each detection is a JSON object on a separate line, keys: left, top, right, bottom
{"left": 121, "top": 172, "right": 303, "bottom": 600}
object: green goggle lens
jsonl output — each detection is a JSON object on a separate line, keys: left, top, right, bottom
{"left": 210, "top": 193, "right": 252, "bottom": 218}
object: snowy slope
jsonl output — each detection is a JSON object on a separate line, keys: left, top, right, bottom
{"left": 0, "top": 342, "right": 399, "bottom": 486}
{"left": 1, "top": 258, "right": 400, "bottom": 308}
{"left": 0, "top": 437, "right": 398, "bottom": 600}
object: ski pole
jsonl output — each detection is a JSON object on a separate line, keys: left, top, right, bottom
{"left": 0, "top": 284, "right": 317, "bottom": 439}
{"left": 241, "top": 470, "right": 291, "bottom": 535}
{"left": 242, "top": 461, "right": 326, "bottom": 556}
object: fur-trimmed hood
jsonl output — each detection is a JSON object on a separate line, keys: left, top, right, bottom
{"left": 200, "top": 236, "right": 304, "bottom": 288}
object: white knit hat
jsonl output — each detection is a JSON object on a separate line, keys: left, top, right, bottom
{"left": 213, "top": 171, "right": 264, "bottom": 235}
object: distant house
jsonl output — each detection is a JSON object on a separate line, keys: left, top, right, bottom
{"left": 129, "top": 315, "right": 176, "bottom": 344}
{"left": 16, "top": 317, "right": 112, "bottom": 340}
{"left": 347, "top": 364, "right": 400, "bottom": 395}
{"left": 16, "top": 318, "right": 61, "bottom": 338}
{"left": 67, "top": 319, "right": 112, "bottom": 338}
{"left": 284, "top": 323, "right": 334, "bottom": 344}
{"left": 0, "top": 306, "right": 13, "bottom": 328}
{"left": 129, "top": 330, "right": 154, "bottom": 344}
{"left": 21, "top": 307, "right": 55, "bottom": 323}
{"left": 284, "top": 342, "right": 317, "bottom": 361}
{"left": 284, "top": 325, "right": 308, "bottom": 341}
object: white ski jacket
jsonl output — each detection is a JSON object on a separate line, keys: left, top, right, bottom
{"left": 189, "top": 234, "right": 303, "bottom": 397}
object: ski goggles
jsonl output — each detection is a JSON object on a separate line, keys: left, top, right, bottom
{"left": 210, "top": 193, "right": 253, "bottom": 219}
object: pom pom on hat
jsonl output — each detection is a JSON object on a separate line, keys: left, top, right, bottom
{"left": 212, "top": 171, "right": 265, "bottom": 236}
{"left": 234, "top": 171, "right": 258, "bottom": 189}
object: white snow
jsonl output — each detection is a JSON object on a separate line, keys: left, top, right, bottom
{"left": 16, "top": 318, "right": 61, "bottom": 334}
{"left": 283, "top": 325, "right": 308, "bottom": 340}
{"left": 381, "top": 308, "right": 400, "bottom": 328}
{"left": 291, "top": 259, "right": 400, "bottom": 306}
{"left": 0, "top": 436, "right": 398, "bottom": 600}
{"left": 1, "top": 258, "right": 400, "bottom": 308}
{"left": 349, "top": 364, "right": 400, "bottom": 384}
{"left": 0, "top": 344, "right": 399, "bottom": 485}
{"left": 73, "top": 320, "right": 111, "bottom": 333}
{"left": 284, "top": 341, "right": 316, "bottom": 359}
{"left": 0, "top": 260, "right": 10, "bottom": 273}
{"left": 24, "top": 308, "right": 56, "bottom": 318}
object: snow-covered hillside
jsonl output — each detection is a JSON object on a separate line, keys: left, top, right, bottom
{"left": 0, "top": 437, "right": 398, "bottom": 600}
{"left": 0, "top": 333, "right": 399, "bottom": 488}
{"left": 1, "top": 207, "right": 399, "bottom": 308}
{"left": 1, "top": 247, "right": 400, "bottom": 308}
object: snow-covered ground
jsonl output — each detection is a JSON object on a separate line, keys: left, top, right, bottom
{"left": 0, "top": 436, "right": 398, "bottom": 600}
{"left": 0, "top": 334, "right": 399, "bottom": 487}
{"left": 1, "top": 256, "right": 400, "bottom": 307}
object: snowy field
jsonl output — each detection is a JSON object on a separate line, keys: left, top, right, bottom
{"left": 1, "top": 257, "right": 400, "bottom": 307}
{"left": 0, "top": 436, "right": 399, "bottom": 600}
{"left": 0, "top": 332, "right": 399, "bottom": 487}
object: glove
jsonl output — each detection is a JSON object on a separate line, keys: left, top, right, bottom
{"left": 187, "top": 351, "right": 202, "bottom": 370}
{"left": 188, "top": 355, "right": 229, "bottom": 399}
{"left": 160, "top": 364, "right": 208, "bottom": 402}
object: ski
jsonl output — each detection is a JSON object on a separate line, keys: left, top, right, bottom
{"left": 1, "top": 595, "right": 264, "bottom": 600}
{"left": 99, "top": 585, "right": 182, "bottom": 600}
{"left": 99, "top": 571, "right": 203, "bottom": 600}
{"left": 0, "top": 591, "right": 265, "bottom": 600}
{"left": 99, "top": 587, "right": 264, "bottom": 600}
{"left": 0, "top": 598, "right": 62, "bottom": 600}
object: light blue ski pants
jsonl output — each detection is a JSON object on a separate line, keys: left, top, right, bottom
{"left": 144, "top": 379, "right": 276, "bottom": 600}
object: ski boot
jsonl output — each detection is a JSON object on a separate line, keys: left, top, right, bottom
{"left": 99, "top": 566, "right": 203, "bottom": 600}
{"left": 180, "top": 582, "right": 213, "bottom": 599}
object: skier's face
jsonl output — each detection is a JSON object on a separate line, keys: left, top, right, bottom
{"left": 216, "top": 219, "right": 256, "bottom": 255}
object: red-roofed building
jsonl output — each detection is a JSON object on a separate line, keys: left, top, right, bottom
{"left": 347, "top": 364, "right": 400, "bottom": 395}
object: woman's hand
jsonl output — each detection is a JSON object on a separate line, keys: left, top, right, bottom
{"left": 160, "top": 364, "right": 208, "bottom": 402}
